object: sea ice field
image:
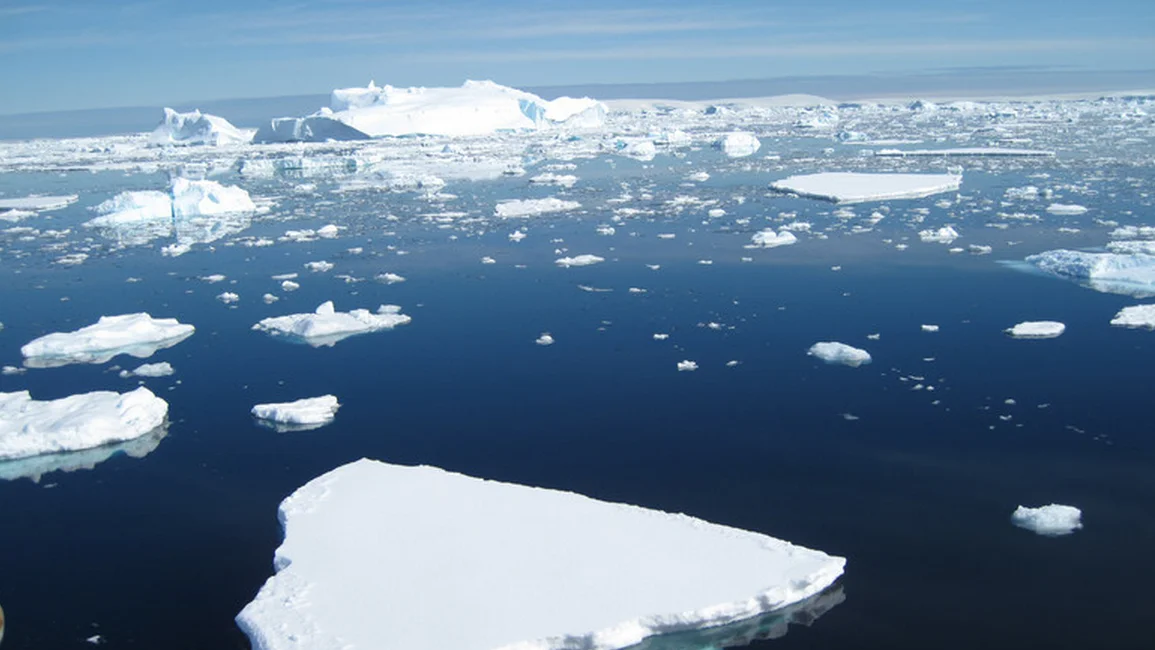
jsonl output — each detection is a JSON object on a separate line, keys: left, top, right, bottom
{"left": 1, "top": 82, "right": 1154, "bottom": 649}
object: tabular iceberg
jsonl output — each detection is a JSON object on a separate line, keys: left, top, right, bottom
{"left": 236, "top": 459, "right": 845, "bottom": 650}
{"left": 255, "top": 80, "right": 607, "bottom": 143}
{"left": 1025, "top": 250, "right": 1155, "bottom": 297}
{"left": 251, "top": 396, "right": 340, "bottom": 432}
{"left": 0, "top": 387, "right": 168, "bottom": 461}
{"left": 770, "top": 173, "right": 962, "bottom": 204}
{"left": 808, "top": 342, "right": 872, "bottom": 367}
{"left": 150, "top": 108, "right": 252, "bottom": 146}
{"left": 21, "top": 313, "right": 195, "bottom": 368}
{"left": 253, "top": 301, "right": 411, "bottom": 347}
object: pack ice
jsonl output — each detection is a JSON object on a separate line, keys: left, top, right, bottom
{"left": 236, "top": 459, "right": 845, "bottom": 650}
{"left": 1025, "top": 250, "right": 1155, "bottom": 297}
{"left": 808, "top": 342, "right": 872, "bottom": 367}
{"left": 253, "top": 301, "right": 411, "bottom": 347}
{"left": 150, "top": 108, "right": 252, "bottom": 146}
{"left": 21, "top": 313, "right": 195, "bottom": 368}
{"left": 770, "top": 173, "right": 962, "bottom": 204}
{"left": 254, "top": 80, "right": 606, "bottom": 142}
{"left": 251, "top": 396, "right": 340, "bottom": 432}
{"left": 0, "top": 387, "right": 167, "bottom": 461}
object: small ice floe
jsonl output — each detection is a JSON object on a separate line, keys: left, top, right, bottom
{"left": 628, "top": 287, "right": 647, "bottom": 294}
{"left": 317, "top": 224, "right": 339, "bottom": 238}
{"left": 529, "top": 173, "right": 577, "bottom": 188}
{"left": 867, "top": 333, "right": 881, "bottom": 340}
{"left": 921, "top": 324, "right": 940, "bottom": 333}
{"left": 1045, "top": 204, "right": 1088, "bottom": 215}
{"left": 968, "top": 244, "right": 993, "bottom": 255}
{"left": 808, "top": 342, "right": 872, "bottom": 367}
{"left": 1005, "top": 321, "right": 1066, "bottom": 338}
{"left": 481, "top": 256, "right": 497, "bottom": 265}
{"left": 0, "top": 387, "right": 168, "bottom": 461}
{"left": 596, "top": 225, "right": 616, "bottom": 236}
{"left": 251, "top": 395, "right": 340, "bottom": 432}
{"left": 698, "top": 260, "right": 713, "bottom": 265}
{"left": 1110, "top": 305, "right": 1155, "bottom": 329}
{"left": 1011, "top": 504, "right": 1083, "bottom": 536}
{"left": 200, "top": 274, "right": 227, "bottom": 283}
{"left": 725, "top": 360, "right": 740, "bottom": 367}
{"left": 748, "top": 229, "right": 798, "bottom": 249}
{"left": 716, "top": 132, "right": 761, "bottom": 158}
{"left": 535, "top": 333, "right": 555, "bottom": 346}
{"left": 676, "top": 360, "right": 698, "bottom": 371}
{"left": 770, "top": 172, "right": 961, "bottom": 204}
{"left": 253, "top": 301, "right": 411, "bottom": 347}
{"left": 217, "top": 292, "right": 240, "bottom": 304}
{"left": 120, "top": 362, "right": 174, "bottom": 378}
{"left": 919, "top": 226, "right": 959, "bottom": 244}
{"left": 495, "top": 198, "right": 581, "bottom": 218}
{"left": 577, "top": 285, "right": 612, "bottom": 293}
{"left": 262, "top": 294, "right": 279, "bottom": 304}
{"left": 305, "top": 261, "right": 334, "bottom": 273}
{"left": 653, "top": 333, "right": 669, "bottom": 340}
{"left": 281, "top": 280, "right": 300, "bottom": 292}
{"left": 509, "top": 231, "right": 527, "bottom": 242}
{"left": 656, "top": 233, "right": 676, "bottom": 239}
{"left": 0, "top": 194, "right": 78, "bottom": 214}
{"left": 685, "top": 171, "right": 710, "bottom": 182}
{"left": 556, "top": 254, "right": 604, "bottom": 268}
{"left": 235, "top": 459, "right": 845, "bottom": 650}
{"left": 21, "top": 314, "right": 194, "bottom": 368}
{"left": 376, "top": 273, "right": 406, "bottom": 284}
{"left": 2, "top": 366, "right": 25, "bottom": 376}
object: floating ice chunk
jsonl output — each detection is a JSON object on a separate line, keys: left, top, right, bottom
{"left": 1004, "top": 186, "right": 1040, "bottom": 200}
{"left": 1045, "top": 204, "right": 1088, "bottom": 215}
{"left": 653, "top": 333, "right": 669, "bottom": 340}
{"left": 201, "top": 274, "right": 227, "bottom": 283}
{"left": 317, "top": 224, "right": 340, "bottom": 239}
{"left": 123, "top": 362, "right": 174, "bottom": 378}
{"left": 509, "top": 231, "right": 527, "bottom": 242}
{"left": 808, "top": 342, "right": 872, "bottom": 367}
{"left": 921, "top": 324, "right": 940, "bottom": 333}
{"left": 1025, "top": 250, "right": 1155, "bottom": 297}
{"left": 495, "top": 198, "right": 581, "bottom": 218}
{"left": 0, "top": 194, "right": 78, "bottom": 214}
{"left": 596, "top": 225, "right": 616, "bottom": 236}
{"left": 677, "top": 360, "right": 698, "bottom": 372}
{"left": 0, "top": 387, "right": 167, "bottom": 461}
{"left": 969, "top": 244, "right": 993, "bottom": 255}
{"left": 481, "top": 256, "right": 497, "bottom": 265}
{"left": 171, "top": 177, "right": 256, "bottom": 218}
{"left": 253, "top": 301, "right": 411, "bottom": 347}
{"left": 919, "top": 226, "right": 959, "bottom": 244}
{"left": 530, "top": 173, "right": 578, "bottom": 188}
{"left": 716, "top": 132, "right": 761, "bottom": 158}
{"left": 88, "top": 190, "right": 173, "bottom": 227}
{"left": 556, "top": 254, "right": 605, "bottom": 268}
{"left": 1006, "top": 321, "right": 1066, "bottom": 338}
{"left": 1110, "top": 304, "right": 1155, "bottom": 329}
{"left": 1011, "top": 504, "right": 1083, "bottom": 536}
{"left": 686, "top": 171, "right": 710, "bottom": 182}
{"left": 281, "top": 280, "right": 300, "bottom": 292}
{"left": 252, "top": 396, "right": 340, "bottom": 432}
{"left": 749, "top": 229, "right": 798, "bottom": 249}
{"left": 150, "top": 108, "right": 251, "bottom": 146}
{"left": 236, "top": 459, "right": 844, "bottom": 650}
{"left": 376, "top": 272, "right": 406, "bottom": 284}
{"left": 771, "top": 172, "right": 961, "bottom": 204}
{"left": 21, "top": 314, "right": 194, "bottom": 368}
{"left": 620, "top": 140, "right": 657, "bottom": 161}
{"left": 305, "top": 261, "right": 334, "bottom": 273}
{"left": 217, "top": 292, "right": 240, "bottom": 304}
{"left": 86, "top": 179, "right": 255, "bottom": 249}
{"left": 262, "top": 293, "right": 279, "bottom": 304}
{"left": 535, "top": 333, "right": 555, "bottom": 346}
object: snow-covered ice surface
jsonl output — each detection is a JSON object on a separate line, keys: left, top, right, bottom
{"left": 252, "top": 301, "right": 410, "bottom": 347}
{"left": 1006, "top": 321, "right": 1066, "bottom": 339}
{"left": 770, "top": 173, "right": 961, "bottom": 204}
{"left": 808, "top": 342, "right": 872, "bottom": 367}
{"left": 21, "top": 314, "right": 194, "bottom": 368}
{"left": 237, "top": 459, "right": 845, "bottom": 650}
{"left": 1011, "top": 504, "right": 1083, "bottom": 536}
{"left": 251, "top": 396, "right": 340, "bottom": 432}
{"left": 0, "top": 387, "right": 168, "bottom": 461}
{"left": 1110, "top": 305, "right": 1155, "bottom": 329}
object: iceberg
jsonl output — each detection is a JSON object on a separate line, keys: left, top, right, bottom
{"left": 150, "top": 108, "right": 251, "bottom": 146}
{"left": 0, "top": 387, "right": 168, "bottom": 461}
{"left": 122, "top": 362, "right": 175, "bottom": 378}
{"left": 919, "top": 226, "right": 959, "bottom": 244}
{"left": 1005, "top": 321, "right": 1066, "bottom": 339}
{"left": 236, "top": 459, "right": 845, "bottom": 650}
{"left": 1011, "top": 504, "right": 1083, "bottom": 536}
{"left": 1110, "top": 304, "right": 1155, "bottom": 329}
{"left": 1025, "top": 250, "right": 1155, "bottom": 297}
{"left": 770, "top": 172, "right": 962, "bottom": 204}
{"left": 556, "top": 254, "right": 605, "bottom": 268}
{"left": 254, "top": 80, "right": 607, "bottom": 142}
{"left": 21, "top": 313, "right": 195, "bottom": 368}
{"left": 495, "top": 197, "right": 581, "bottom": 218}
{"left": 749, "top": 229, "right": 798, "bottom": 249}
{"left": 252, "top": 396, "right": 339, "bottom": 432}
{"left": 253, "top": 301, "right": 411, "bottom": 347}
{"left": 716, "top": 132, "right": 761, "bottom": 158}
{"left": 0, "top": 423, "right": 167, "bottom": 483}
{"left": 86, "top": 178, "right": 256, "bottom": 249}
{"left": 808, "top": 342, "right": 872, "bottom": 367}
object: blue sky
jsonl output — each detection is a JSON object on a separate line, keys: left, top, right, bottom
{"left": 1, "top": 0, "right": 1153, "bottom": 114}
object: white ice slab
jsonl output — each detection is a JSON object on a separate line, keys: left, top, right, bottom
{"left": 556, "top": 254, "right": 605, "bottom": 268}
{"left": 253, "top": 301, "right": 411, "bottom": 347}
{"left": 123, "top": 362, "right": 175, "bottom": 378}
{"left": 150, "top": 108, "right": 252, "bottom": 146}
{"left": 0, "top": 194, "right": 78, "bottom": 212}
{"left": 808, "top": 342, "right": 872, "bottom": 367}
{"left": 252, "top": 396, "right": 339, "bottom": 432}
{"left": 919, "top": 226, "right": 959, "bottom": 244}
{"left": 0, "top": 387, "right": 168, "bottom": 461}
{"left": 1025, "top": 250, "right": 1155, "bottom": 297}
{"left": 236, "top": 459, "right": 845, "bottom": 650}
{"left": 716, "top": 132, "right": 761, "bottom": 158}
{"left": 770, "top": 172, "right": 962, "bottom": 204}
{"left": 21, "top": 313, "right": 195, "bottom": 368}
{"left": 749, "top": 229, "right": 798, "bottom": 248}
{"left": 495, "top": 198, "right": 581, "bottom": 218}
{"left": 1005, "top": 321, "right": 1066, "bottom": 338}
{"left": 1011, "top": 504, "right": 1082, "bottom": 536}
{"left": 1045, "top": 203, "right": 1088, "bottom": 215}
{"left": 1110, "top": 304, "right": 1155, "bottom": 329}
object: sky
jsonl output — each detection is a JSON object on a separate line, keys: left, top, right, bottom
{"left": 1, "top": 0, "right": 1153, "bottom": 114}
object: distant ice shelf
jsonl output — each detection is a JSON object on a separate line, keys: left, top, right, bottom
{"left": 236, "top": 459, "right": 845, "bottom": 650}
{"left": 770, "top": 172, "right": 962, "bottom": 204}
{"left": 21, "top": 313, "right": 195, "bottom": 368}
{"left": 251, "top": 396, "right": 340, "bottom": 432}
{"left": 253, "top": 301, "right": 411, "bottom": 347}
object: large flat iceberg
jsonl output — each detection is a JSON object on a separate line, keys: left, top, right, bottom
{"left": 255, "top": 80, "right": 607, "bottom": 142}
{"left": 1025, "top": 250, "right": 1155, "bottom": 297}
{"left": 770, "top": 172, "right": 962, "bottom": 204}
{"left": 252, "top": 396, "right": 340, "bottom": 432}
{"left": 253, "top": 301, "right": 411, "bottom": 347}
{"left": 237, "top": 459, "right": 845, "bottom": 650}
{"left": 21, "top": 313, "right": 194, "bottom": 368}
{"left": 0, "top": 387, "right": 167, "bottom": 461}
{"left": 150, "top": 108, "right": 251, "bottom": 146}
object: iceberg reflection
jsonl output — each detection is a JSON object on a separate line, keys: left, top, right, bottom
{"left": 0, "top": 422, "right": 168, "bottom": 483}
{"left": 23, "top": 329, "right": 194, "bottom": 369}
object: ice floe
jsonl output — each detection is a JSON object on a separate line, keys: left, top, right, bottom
{"left": 0, "top": 194, "right": 78, "bottom": 216}
{"left": 1025, "top": 250, "right": 1155, "bottom": 297}
{"left": 535, "top": 333, "right": 555, "bottom": 346}
{"left": 120, "top": 362, "right": 175, "bottom": 378}
{"left": 1109, "top": 305, "right": 1155, "bottom": 329}
{"left": 252, "top": 301, "right": 411, "bottom": 347}
{"left": 86, "top": 178, "right": 256, "bottom": 250}
{"left": 808, "top": 342, "right": 872, "bottom": 367}
{"left": 677, "top": 360, "right": 699, "bottom": 372}
{"left": 1005, "top": 321, "right": 1066, "bottom": 339}
{"left": 1011, "top": 504, "right": 1083, "bottom": 536}
{"left": 919, "top": 226, "right": 959, "bottom": 244}
{"left": 770, "top": 172, "right": 962, "bottom": 204}
{"left": 150, "top": 108, "right": 251, "bottom": 146}
{"left": 716, "top": 132, "right": 761, "bottom": 158}
{"left": 556, "top": 254, "right": 605, "bottom": 268}
{"left": 0, "top": 387, "right": 168, "bottom": 461}
{"left": 495, "top": 197, "right": 581, "bottom": 218}
{"left": 749, "top": 229, "right": 798, "bottom": 249}
{"left": 1045, "top": 204, "right": 1088, "bottom": 215}
{"left": 236, "top": 459, "right": 845, "bottom": 650}
{"left": 21, "top": 313, "right": 195, "bottom": 368}
{"left": 251, "top": 396, "right": 340, "bottom": 432}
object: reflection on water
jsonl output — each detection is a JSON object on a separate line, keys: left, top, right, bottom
{"left": 252, "top": 417, "right": 330, "bottom": 433}
{"left": 0, "top": 423, "right": 168, "bottom": 483}
{"left": 88, "top": 211, "right": 251, "bottom": 249}
{"left": 23, "top": 330, "right": 195, "bottom": 369}
{"left": 630, "top": 586, "right": 845, "bottom": 650}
